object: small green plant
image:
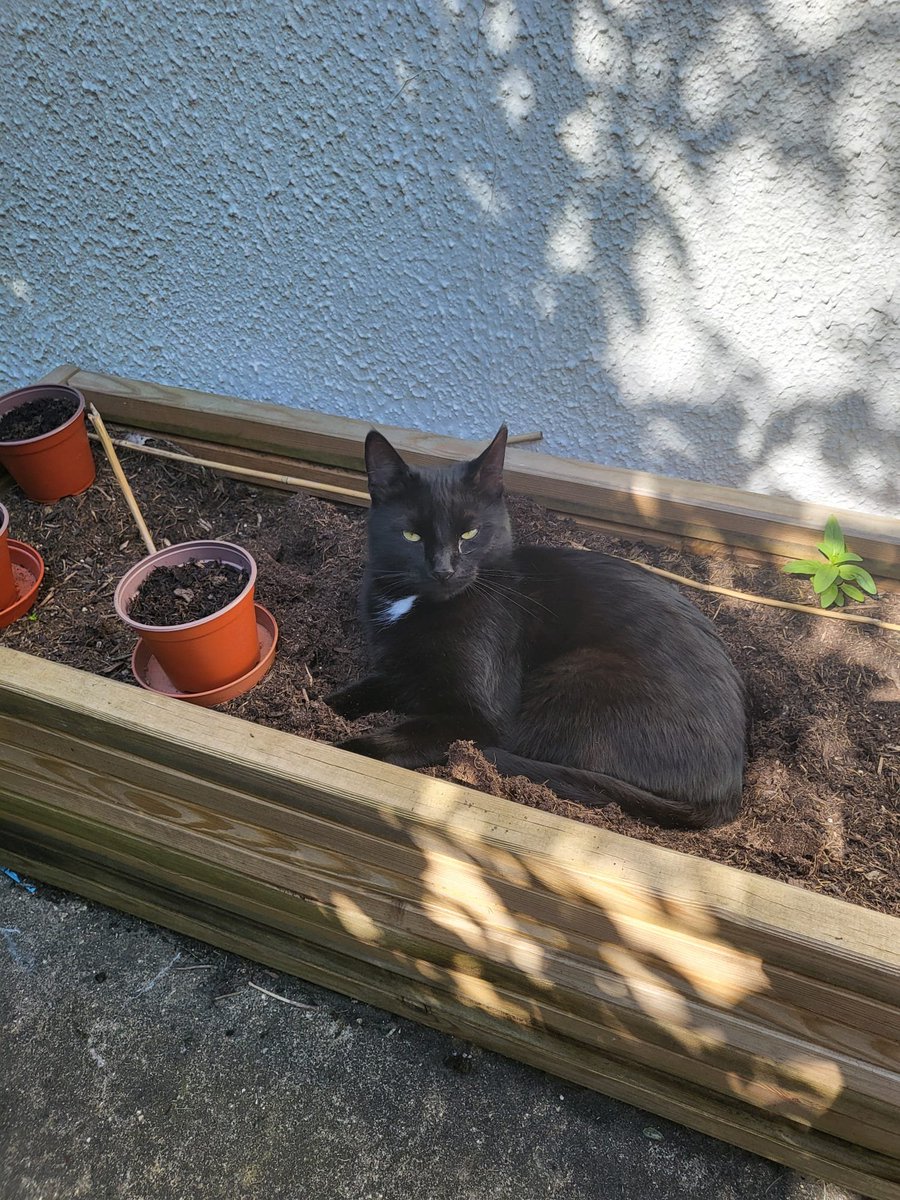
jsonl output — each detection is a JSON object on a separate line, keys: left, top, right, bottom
{"left": 782, "top": 516, "right": 877, "bottom": 608}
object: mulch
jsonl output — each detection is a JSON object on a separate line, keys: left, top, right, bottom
{"left": 3, "top": 436, "right": 898, "bottom": 915}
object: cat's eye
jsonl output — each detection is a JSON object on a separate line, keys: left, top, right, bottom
{"left": 460, "top": 529, "right": 479, "bottom": 541}
{"left": 402, "top": 531, "right": 421, "bottom": 542}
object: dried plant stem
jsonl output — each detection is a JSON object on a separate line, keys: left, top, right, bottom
{"left": 88, "top": 432, "right": 371, "bottom": 503}
{"left": 571, "top": 545, "right": 900, "bottom": 635}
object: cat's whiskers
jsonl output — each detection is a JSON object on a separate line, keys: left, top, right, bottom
{"left": 470, "top": 576, "right": 552, "bottom": 620}
{"left": 476, "top": 574, "right": 557, "bottom": 617}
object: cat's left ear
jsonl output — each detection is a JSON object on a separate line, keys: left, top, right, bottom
{"left": 467, "top": 425, "right": 508, "bottom": 498}
{"left": 365, "top": 430, "right": 411, "bottom": 504}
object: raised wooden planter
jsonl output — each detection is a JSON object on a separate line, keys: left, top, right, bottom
{"left": 2, "top": 366, "right": 899, "bottom": 1199}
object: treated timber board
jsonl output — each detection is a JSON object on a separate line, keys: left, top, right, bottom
{"left": 2, "top": 651, "right": 899, "bottom": 1005}
{"left": 5, "top": 758, "right": 900, "bottom": 1125}
{"left": 69, "top": 367, "right": 900, "bottom": 580}
{"left": 3, "top": 836, "right": 898, "bottom": 1200}
{"left": 3, "top": 795, "right": 897, "bottom": 1159}
{"left": 2, "top": 714, "right": 899, "bottom": 1058}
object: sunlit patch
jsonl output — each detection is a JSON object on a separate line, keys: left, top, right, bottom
{"left": 331, "top": 894, "right": 382, "bottom": 942}
{"left": 571, "top": 0, "right": 626, "bottom": 86}
{"left": 458, "top": 167, "right": 510, "bottom": 219}
{"left": 725, "top": 1058, "right": 844, "bottom": 1120}
{"left": 532, "top": 279, "right": 558, "bottom": 319}
{"left": 482, "top": 0, "right": 519, "bottom": 55}
{"left": 495, "top": 66, "right": 534, "bottom": 128}
{"left": 1, "top": 276, "right": 32, "bottom": 304}
{"left": 392, "top": 57, "right": 422, "bottom": 102}
{"left": 546, "top": 200, "right": 593, "bottom": 274}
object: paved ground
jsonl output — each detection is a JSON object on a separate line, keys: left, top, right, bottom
{"left": 0, "top": 876, "right": 859, "bottom": 1200}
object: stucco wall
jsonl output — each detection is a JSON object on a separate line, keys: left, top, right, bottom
{"left": 2, "top": 1, "right": 897, "bottom": 515}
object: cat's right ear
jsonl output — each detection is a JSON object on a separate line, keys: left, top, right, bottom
{"left": 365, "top": 430, "right": 411, "bottom": 504}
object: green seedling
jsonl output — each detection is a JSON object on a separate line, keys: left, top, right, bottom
{"left": 782, "top": 516, "right": 877, "bottom": 608}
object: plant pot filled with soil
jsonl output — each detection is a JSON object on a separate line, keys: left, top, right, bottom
{"left": 0, "top": 501, "right": 45, "bottom": 627}
{"left": 0, "top": 384, "right": 96, "bottom": 502}
{"left": 114, "top": 540, "right": 276, "bottom": 702}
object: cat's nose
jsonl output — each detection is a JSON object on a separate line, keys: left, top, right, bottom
{"left": 430, "top": 565, "right": 455, "bottom": 582}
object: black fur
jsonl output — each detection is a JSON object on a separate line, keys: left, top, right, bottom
{"left": 326, "top": 426, "right": 746, "bottom": 828}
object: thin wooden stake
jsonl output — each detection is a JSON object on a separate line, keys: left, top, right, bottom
{"left": 87, "top": 406, "right": 157, "bottom": 555}
{"left": 507, "top": 431, "right": 543, "bottom": 445}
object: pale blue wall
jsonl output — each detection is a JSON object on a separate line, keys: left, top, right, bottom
{"left": 2, "top": 1, "right": 897, "bottom": 514}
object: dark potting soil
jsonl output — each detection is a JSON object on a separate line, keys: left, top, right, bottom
{"left": 3, "top": 436, "right": 899, "bottom": 915}
{"left": 0, "top": 395, "right": 78, "bottom": 442}
{"left": 128, "top": 560, "right": 250, "bottom": 626}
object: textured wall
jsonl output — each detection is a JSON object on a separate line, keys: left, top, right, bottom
{"left": 1, "top": 1, "right": 897, "bottom": 515}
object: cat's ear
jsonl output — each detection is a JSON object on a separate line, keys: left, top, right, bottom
{"left": 365, "top": 430, "right": 411, "bottom": 503}
{"left": 467, "top": 425, "right": 508, "bottom": 498}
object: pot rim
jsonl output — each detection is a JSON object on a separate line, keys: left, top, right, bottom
{"left": 114, "top": 539, "right": 258, "bottom": 634}
{"left": 0, "top": 385, "right": 86, "bottom": 448}
{"left": 0, "top": 503, "right": 8, "bottom": 539}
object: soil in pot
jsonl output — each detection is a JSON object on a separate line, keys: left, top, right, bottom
{"left": 128, "top": 560, "right": 251, "bottom": 626}
{"left": 4, "top": 436, "right": 899, "bottom": 915}
{"left": 0, "top": 394, "right": 79, "bottom": 442}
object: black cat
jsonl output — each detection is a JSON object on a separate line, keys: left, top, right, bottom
{"left": 326, "top": 426, "right": 746, "bottom": 828}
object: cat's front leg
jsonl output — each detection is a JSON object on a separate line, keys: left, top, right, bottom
{"left": 324, "top": 673, "right": 391, "bottom": 720}
{"left": 336, "top": 714, "right": 498, "bottom": 770}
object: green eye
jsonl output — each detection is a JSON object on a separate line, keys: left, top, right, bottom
{"left": 460, "top": 529, "right": 478, "bottom": 541}
{"left": 402, "top": 531, "right": 421, "bottom": 542}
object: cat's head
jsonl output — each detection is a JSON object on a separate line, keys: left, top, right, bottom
{"left": 363, "top": 425, "right": 512, "bottom": 601}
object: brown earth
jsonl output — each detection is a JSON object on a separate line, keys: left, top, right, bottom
{"left": 128, "top": 560, "right": 250, "bottom": 626}
{"left": 3, "top": 438, "right": 898, "bottom": 915}
{"left": 0, "top": 394, "right": 78, "bottom": 442}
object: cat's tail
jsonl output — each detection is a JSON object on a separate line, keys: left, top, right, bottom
{"left": 482, "top": 748, "right": 740, "bottom": 829}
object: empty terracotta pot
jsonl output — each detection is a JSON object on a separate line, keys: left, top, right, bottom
{"left": 0, "top": 502, "right": 18, "bottom": 609}
{"left": 114, "top": 541, "right": 260, "bottom": 694}
{"left": 0, "top": 384, "right": 96, "bottom": 503}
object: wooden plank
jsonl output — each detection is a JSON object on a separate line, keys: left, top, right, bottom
{"left": 2, "top": 712, "right": 898, "bottom": 1055}
{"left": 1, "top": 650, "right": 898, "bottom": 1007}
{"left": 5, "top": 761, "right": 900, "bottom": 1136}
{"left": 3, "top": 794, "right": 897, "bottom": 1158}
{"left": 69, "top": 367, "right": 900, "bottom": 580}
{"left": 4, "top": 833, "right": 899, "bottom": 1200}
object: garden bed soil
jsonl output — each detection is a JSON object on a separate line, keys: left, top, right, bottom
{"left": 0, "top": 395, "right": 78, "bottom": 442}
{"left": 3, "top": 437, "right": 898, "bottom": 915}
{"left": 128, "top": 560, "right": 250, "bottom": 626}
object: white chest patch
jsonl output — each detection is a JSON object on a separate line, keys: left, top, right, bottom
{"left": 381, "top": 595, "right": 417, "bottom": 624}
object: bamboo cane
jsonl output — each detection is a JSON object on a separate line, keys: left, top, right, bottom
{"left": 87, "top": 407, "right": 157, "bottom": 555}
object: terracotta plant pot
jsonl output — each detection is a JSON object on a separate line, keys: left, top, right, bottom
{"left": 0, "top": 501, "right": 45, "bottom": 627}
{"left": 0, "top": 384, "right": 96, "bottom": 503}
{"left": 114, "top": 541, "right": 262, "bottom": 694}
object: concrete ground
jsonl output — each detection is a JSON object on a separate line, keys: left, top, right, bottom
{"left": 1, "top": 876, "right": 859, "bottom": 1200}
